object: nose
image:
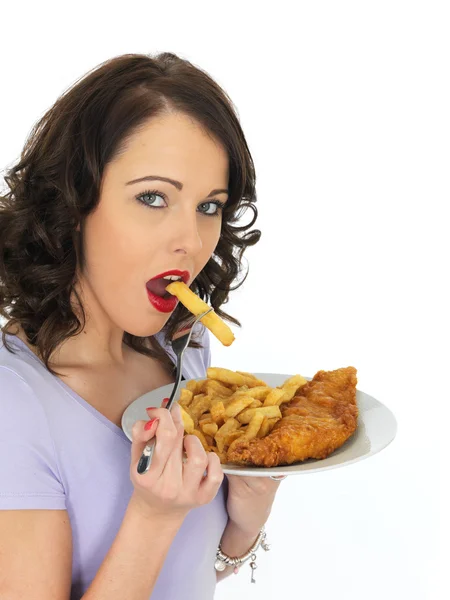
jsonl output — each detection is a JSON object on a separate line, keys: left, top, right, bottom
{"left": 170, "top": 209, "right": 203, "bottom": 256}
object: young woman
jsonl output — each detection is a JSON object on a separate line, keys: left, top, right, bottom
{"left": 0, "top": 52, "right": 284, "bottom": 599}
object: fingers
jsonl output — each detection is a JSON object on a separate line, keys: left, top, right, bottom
{"left": 183, "top": 435, "right": 223, "bottom": 497}
{"left": 170, "top": 401, "right": 183, "bottom": 430}
{"left": 198, "top": 451, "right": 224, "bottom": 503}
{"left": 132, "top": 406, "right": 179, "bottom": 479}
{"left": 158, "top": 403, "right": 186, "bottom": 481}
{"left": 131, "top": 399, "right": 223, "bottom": 508}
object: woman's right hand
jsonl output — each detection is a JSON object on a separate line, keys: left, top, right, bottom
{"left": 129, "top": 400, "right": 224, "bottom": 521}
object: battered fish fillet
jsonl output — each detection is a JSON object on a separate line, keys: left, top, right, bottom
{"left": 226, "top": 367, "right": 358, "bottom": 467}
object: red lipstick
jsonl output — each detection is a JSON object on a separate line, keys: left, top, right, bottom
{"left": 149, "top": 270, "right": 190, "bottom": 284}
{"left": 146, "top": 269, "right": 190, "bottom": 313}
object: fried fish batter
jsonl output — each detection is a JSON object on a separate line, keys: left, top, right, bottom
{"left": 226, "top": 367, "right": 358, "bottom": 467}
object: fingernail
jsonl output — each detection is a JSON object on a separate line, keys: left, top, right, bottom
{"left": 146, "top": 406, "right": 157, "bottom": 412}
{"left": 161, "top": 397, "right": 170, "bottom": 408}
{"left": 144, "top": 417, "right": 159, "bottom": 431}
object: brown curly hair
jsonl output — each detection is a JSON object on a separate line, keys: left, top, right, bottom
{"left": 0, "top": 52, "right": 261, "bottom": 377}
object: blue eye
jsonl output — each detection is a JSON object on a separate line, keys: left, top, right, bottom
{"left": 135, "top": 189, "right": 226, "bottom": 218}
{"left": 135, "top": 190, "right": 167, "bottom": 208}
{"left": 198, "top": 201, "right": 226, "bottom": 217}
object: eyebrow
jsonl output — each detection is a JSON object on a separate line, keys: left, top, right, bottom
{"left": 126, "top": 175, "right": 229, "bottom": 198}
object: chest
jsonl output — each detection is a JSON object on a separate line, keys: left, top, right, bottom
{"left": 57, "top": 353, "right": 175, "bottom": 427}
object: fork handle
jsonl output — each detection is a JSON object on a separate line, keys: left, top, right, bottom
{"left": 137, "top": 437, "right": 157, "bottom": 474}
{"left": 136, "top": 363, "right": 182, "bottom": 475}
{"left": 165, "top": 358, "right": 183, "bottom": 413}
{"left": 136, "top": 332, "right": 188, "bottom": 475}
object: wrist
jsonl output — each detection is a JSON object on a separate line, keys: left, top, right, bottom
{"left": 128, "top": 493, "right": 188, "bottom": 529}
{"left": 216, "top": 521, "right": 270, "bottom": 583}
{"left": 226, "top": 513, "right": 269, "bottom": 540}
{"left": 220, "top": 518, "right": 262, "bottom": 557}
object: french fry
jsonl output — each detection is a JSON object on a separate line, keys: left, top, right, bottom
{"left": 278, "top": 387, "right": 297, "bottom": 404}
{"left": 186, "top": 394, "right": 203, "bottom": 418}
{"left": 199, "top": 413, "right": 213, "bottom": 426}
{"left": 204, "top": 434, "right": 215, "bottom": 447}
{"left": 228, "top": 412, "right": 265, "bottom": 453}
{"left": 224, "top": 395, "right": 255, "bottom": 418}
{"left": 244, "top": 412, "right": 266, "bottom": 440}
{"left": 257, "top": 416, "right": 271, "bottom": 438}
{"left": 257, "top": 416, "right": 281, "bottom": 438}
{"left": 249, "top": 399, "right": 263, "bottom": 408}
{"left": 278, "top": 375, "right": 307, "bottom": 403}
{"left": 224, "top": 429, "right": 245, "bottom": 447}
{"left": 282, "top": 374, "right": 308, "bottom": 389}
{"left": 165, "top": 281, "right": 235, "bottom": 346}
{"left": 186, "top": 379, "right": 204, "bottom": 395}
{"left": 223, "top": 387, "right": 270, "bottom": 408}
{"left": 236, "top": 405, "right": 282, "bottom": 425}
{"left": 210, "top": 401, "right": 226, "bottom": 427}
{"left": 192, "top": 428, "right": 209, "bottom": 451}
{"left": 179, "top": 388, "right": 194, "bottom": 408}
{"left": 177, "top": 369, "right": 307, "bottom": 464}
{"left": 190, "top": 395, "right": 213, "bottom": 421}
{"left": 239, "top": 386, "right": 272, "bottom": 401}
{"left": 207, "top": 367, "right": 247, "bottom": 387}
{"left": 199, "top": 411, "right": 213, "bottom": 421}
{"left": 236, "top": 385, "right": 249, "bottom": 392}
{"left": 236, "top": 371, "right": 258, "bottom": 380}
{"left": 267, "top": 417, "right": 281, "bottom": 431}
{"left": 180, "top": 405, "right": 195, "bottom": 434}
{"left": 201, "top": 422, "right": 219, "bottom": 437}
{"left": 204, "top": 379, "right": 234, "bottom": 398}
{"left": 263, "top": 388, "right": 286, "bottom": 406}
{"left": 207, "top": 368, "right": 265, "bottom": 389}
{"left": 243, "top": 376, "right": 268, "bottom": 388}
{"left": 215, "top": 418, "right": 240, "bottom": 452}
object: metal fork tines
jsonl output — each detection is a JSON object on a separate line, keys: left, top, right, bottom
{"left": 137, "top": 307, "right": 213, "bottom": 475}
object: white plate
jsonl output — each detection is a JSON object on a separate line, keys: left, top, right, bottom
{"left": 121, "top": 373, "right": 397, "bottom": 477}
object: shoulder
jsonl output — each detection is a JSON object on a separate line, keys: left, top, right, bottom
{"left": 0, "top": 336, "right": 44, "bottom": 403}
{"left": 0, "top": 333, "right": 34, "bottom": 374}
{"left": 0, "top": 336, "right": 58, "bottom": 431}
{"left": 0, "top": 340, "right": 35, "bottom": 405}
{"left": 0, "top": 364, "right": 49, "bottom": 431}
{"left": 0, "top": 359, "right": 66, "bottom": 510}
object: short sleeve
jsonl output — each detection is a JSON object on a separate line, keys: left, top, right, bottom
{"left": 0, "top": 367, "right": 66, "bottom": 510}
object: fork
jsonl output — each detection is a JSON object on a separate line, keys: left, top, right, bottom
{"left": 137, "top": 307, "right": 213, "bottom": 475}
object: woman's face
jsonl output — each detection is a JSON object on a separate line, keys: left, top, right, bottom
{"left": 78, "top": 111, "right": 229, "bottom": 337}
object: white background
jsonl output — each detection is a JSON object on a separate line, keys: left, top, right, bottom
{"left": 1, "top": 2, "right": 448, "bottom": 599}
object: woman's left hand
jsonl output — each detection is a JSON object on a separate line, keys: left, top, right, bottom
{"left": 225, "top": 474, "right": 284, "bottom": 535}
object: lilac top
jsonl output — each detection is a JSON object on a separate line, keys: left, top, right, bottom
{"left": 0, "top": 326, "right": 228, "bottom": 600}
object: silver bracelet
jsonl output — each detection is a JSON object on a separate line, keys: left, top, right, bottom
{"left": 215, "top": 526, "right": 271, "bottom": 583}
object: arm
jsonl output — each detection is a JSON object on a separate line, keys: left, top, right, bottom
{"left": 0, "top": 368, "right": 185, "bottom": 599}
{"left": 83, "top": 494, "right": 185, "bottom": 599}
{"left": 216, "top": 519, "right": 262, "bottom": 583}
{"left": 199, "top": 329, "right": 264, "bottom": 583}
{"left": 0, "top": 495, "right": 184, "bottom": 600}
{"left": 0, "top": 509, "right": 72, "bottom": 599}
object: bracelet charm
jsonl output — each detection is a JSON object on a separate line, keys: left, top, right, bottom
{"left": 214, "top": 558, "right": 227, "bottom": 572}
{"left": 215, "top": 526, "right": 270, "bottom": 583}
{"left": 250, "top": 552, "right": 258, "bottom": 583}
